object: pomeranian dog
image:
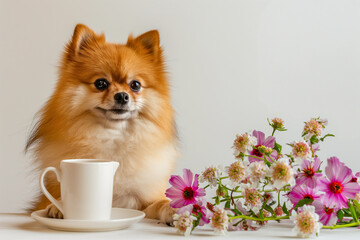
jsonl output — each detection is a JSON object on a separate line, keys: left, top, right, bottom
{"left": 26, "top": 24, "right": 178, "bottom": 224}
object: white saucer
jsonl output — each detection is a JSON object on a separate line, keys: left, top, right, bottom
{"left": 31, "top": 208, "right": 145, "bottom": 232}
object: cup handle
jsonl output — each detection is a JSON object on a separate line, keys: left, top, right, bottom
{"left": 39, "top": 167, "right": 64, "bottom": 214}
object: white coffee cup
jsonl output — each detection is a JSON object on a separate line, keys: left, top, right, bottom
{"left": 40, "top": 159, "right": 119, "bottom": 220}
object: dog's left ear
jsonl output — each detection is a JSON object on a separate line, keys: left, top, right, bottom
{"left": 127, "top": 30, "right": 161, "bottom": 61}
{"left": 66, "top": 24, "right": 105, "bottom": 59}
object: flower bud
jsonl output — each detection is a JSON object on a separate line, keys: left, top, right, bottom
{"left": 274, "top": 206, "right": 284, "bottom": 216}
{"left": 216, "top": 188, "right": 225, "bottom": 197}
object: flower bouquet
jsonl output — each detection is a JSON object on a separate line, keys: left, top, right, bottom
{"left": 165, "top": 118, "right": 360, "bottom": 238}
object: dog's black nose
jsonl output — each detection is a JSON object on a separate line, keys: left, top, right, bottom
{"left": 114, "top": 92, "right": 129, "bottom": 105}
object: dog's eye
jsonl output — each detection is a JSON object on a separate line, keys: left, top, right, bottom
{"left": 130, "top": 80, "right": 141, "bottom": 92}
{"left": 94, "top": 78, "right": 109, "bottom": 91}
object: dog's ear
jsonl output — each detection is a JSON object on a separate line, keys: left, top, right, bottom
{"left": 67, "top": 24, "right": 105, "bottom": 57}
{"left": 127, "top": 30, "right": 161, "bottom": 61}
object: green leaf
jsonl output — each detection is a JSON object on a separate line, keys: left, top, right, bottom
{"left": 294, "top": 198, "right": 313, "bottom": 210}
{"left": 259, "top": 210, "right": 264, "bottom": 219}
{"left": 342, "top": 208, "right": 353, "bottom": 217}
{"left": 310, "top": 135, "right": 319, "bottom": 144}
{"left": 225, "top": 201, "right": 231, "bottom": 209}
{"left": 353, "top": 200, "right": 360, "bottom": 217}
{"left": 215, "top": 196, "right": 220, "bottom": 205}
{"left": 267, "top": 118, "right": 272, "bottom": 127}
{"left": 223, "top": 187, "right": 229, "bottom": 197}
{"left": 337, "top": 209, "right": 344, "bottom": 222}
{"left": 282, "top": 202, "right": 289, "bottom": 215}
{"left": 263, "top": 204, "right": 275, "bottom": 217}
{"left": 347, "top": 200, "right": 358, "bottom": 222}
{"left": 320, "top": 134, "right": 335, "bottom": 142}
{"left": 274, "top": 142, "right": 282, "bottom": 154}
{"left": 232, "top": 208, "right": 242, "bottom": 216}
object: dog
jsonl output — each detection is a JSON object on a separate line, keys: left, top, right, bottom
{"left": 26, "top": 24, "right": 178, "bottom": 224}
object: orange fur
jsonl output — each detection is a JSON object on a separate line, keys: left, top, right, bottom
{"left": 26, "top": 24, "right": 178, "bottom": 223}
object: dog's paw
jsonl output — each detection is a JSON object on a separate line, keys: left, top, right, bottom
{"left": 45, "top": 203, "right": 63, "bottom": 219}
{"left": 161, "top": 206, "right": 176, "bottom": 226}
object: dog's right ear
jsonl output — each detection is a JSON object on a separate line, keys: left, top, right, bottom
{"left": 66, "top": 24, "right": 105, "bottom": 58}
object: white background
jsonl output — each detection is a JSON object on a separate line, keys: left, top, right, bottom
{"left": 1, "top": 0, "right": 360, "bottom": 213}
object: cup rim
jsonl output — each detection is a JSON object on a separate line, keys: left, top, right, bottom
{"left": 60, "top": 159, "right": 115, "bottom": 164}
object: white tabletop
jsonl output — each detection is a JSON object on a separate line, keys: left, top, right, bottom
{"left": 0, "top": 213, "right": 359, "bottom": 239}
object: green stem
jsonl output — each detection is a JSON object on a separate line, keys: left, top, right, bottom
{"left": 244, "top": 154, "right": 266, "bottom": 161}
{"left": 220, "top": 196, "right": 243, "bottom": 202}
{"left": 271, "top": 128, "right": 276, "bottom": 136}
{"left": 222, "top": 185, "right": 276, "bottom": 193}
{"left": 322, "top": 222, "right": 360, "bottom": 229}
{"left": 222, "top": 185, "right": 241, "bottom": 192}
{"left": 229, "top": 214, "right": 289, "bottom": 222}
{"left": 277, "top": 188, "right": 283, "bottom": 207}
{"left": 204, "top": 184, "right": 210, "bottom": 189}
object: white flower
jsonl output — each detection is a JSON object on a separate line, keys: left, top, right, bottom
{"left": 268, "top": 159, "right": 295, "bottom": 189}
{"left": 291, "top": 141, "right": 311, "bottom": 163}
{"left": 225, "top": 161, "right": 246, "bottom": 187}
{"left": 211, "top": 208, "right": 229, "bottom": 235}
{"left": 290, "top": 205, "right": 322, "bottom": 238}
{"left": 173, "top": 211, "right": 196, "bottom": 237}
{"left": 243, "top": 187, "right": 262, "bottom": 214}
{"left": 247, "top": 161, "right": 269, "bottom": 184}
{"left": 199, "top": 165, "right": 221, "bottom": 187}
{"left": 233, "top": 132, "right": 257, "bottom": 157}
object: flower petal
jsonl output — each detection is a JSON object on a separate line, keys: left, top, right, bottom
{"left": 192, "top": 174, "right": 199, "bottom": 188}
{"left": 325, "top": 157, "right": 343, "bottom": 180}
{"left": 165, "top": 188, "right": 184, "bottom": 199}
{"left": 335, "top": 194, "right": 348, "bottom": 209}
{"left": 342, "top": 182, "right": 360, "bottom": 197}
{"left": 336, "top": 166, "right": 353, "bottom": 183}
{"left": 169, "top": 175, "right": 186, "bottom": 189}
{"left": 197, "top": 187, "right": 206, "bottom": 197}
{"left": 170, "top": 198, "right": 186, "bottom": 208}
{"left": 317, "top": 177, "right": 329, "bottom": 192}
{"left": 183, "top": 169, "right": 193, "bottom": 187}
{"left": 313, "top": 157, "right": 321, "bottom": 171}
{"left": 263, "top": 136, "right": 275, "bottom": 148}
{"left": 248, "top": 156, "right": 261, "bottom": 163}
{"left": 301, "top": 159, "right": 311, "bottom": 170}
{"left": 252, "top": 130, "right": 265, "bottom": 145}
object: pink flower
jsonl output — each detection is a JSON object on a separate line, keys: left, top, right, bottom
{"left": 177, "top": 200, "right": 212, "bottom": 226}
{"left": 296, "top": 157, "right": 322, "bottom": 188}
{"left": 288, "top": 185, "right": 322, "bottom": 206}
{"left": 313, "top": 197, "right": 338, "bottom": 226}
{"left": 317, "top": 157, "right": 360, "bottom": 208}
{"left": 249, "top": 130, "right": 278, "bottom": 163}
{"left": 166, "top": 169, "right": 206, "bottom": 208}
